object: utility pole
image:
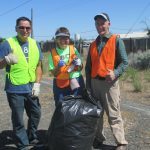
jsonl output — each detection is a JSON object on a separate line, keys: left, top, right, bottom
{"left": 31, "top": 8, "right": 34, "bottom": 38}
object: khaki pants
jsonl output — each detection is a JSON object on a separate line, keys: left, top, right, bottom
{"left": 91, "top": 78, "right": 128, "bottom": 145}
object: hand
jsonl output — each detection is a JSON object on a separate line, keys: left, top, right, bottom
{"left": 58, "top": 59, "right": 65, "bottom": 67}
{"left": 32, "top": 83, "right": 40, "bottom": 97}
{"left": 106, "top": 69, "right": 116, "bottom": 82}
{"left": 72, "top": 57, "right": 82, "bottom": 66}
{"left": 5, "top": 53, "right": 18, "bottom": 65}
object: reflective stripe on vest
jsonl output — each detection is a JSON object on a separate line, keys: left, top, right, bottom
{"left": 51, "top": 45, "right": 76, "bottom": 80}
{"left": 7, "top": 37, "right": 39, "bottom": 85}
{"left": 90, "top": 34, "right": 117, "bottom": 78}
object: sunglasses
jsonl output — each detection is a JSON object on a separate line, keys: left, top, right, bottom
{"left": 17, "top": 26, "right": 31, "bottom": 30}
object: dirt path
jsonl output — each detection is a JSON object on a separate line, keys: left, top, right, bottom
{"left": 0, "top": 71, "right": 150, "bottom": 150}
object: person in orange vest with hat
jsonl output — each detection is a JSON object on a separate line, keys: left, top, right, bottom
{"left": 85, "top": 13, "right": 128, "bottom": 150}
{"left": 48, "top": 27, "right": 85, "bottom": 106}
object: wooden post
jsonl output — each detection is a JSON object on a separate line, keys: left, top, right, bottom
{"left": 31, "top": 8, "right": 34, "bottom": 38}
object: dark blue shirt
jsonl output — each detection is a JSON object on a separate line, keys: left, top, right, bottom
{"left": 0, "top": 37, "right": 43, "bottom": 93}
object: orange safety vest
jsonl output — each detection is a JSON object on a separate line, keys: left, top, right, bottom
{"left": 51, "top": 45, "right": 76, "bottom": 88}
{"left": 90, "top": 34, "right": 117, "bottom": 78}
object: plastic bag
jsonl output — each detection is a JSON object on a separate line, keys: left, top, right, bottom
{"left": 48, "top": 94, "right": 102, "bottom": 150}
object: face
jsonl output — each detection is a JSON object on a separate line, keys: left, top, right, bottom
{"left": 16, "top": 20, "right": 31, "bottom": 42}
{"left": 95, "top": 18, "right": 110, "bottom": 36}
{"left": 56, "top": 36, "right": 70, "bottom": 49}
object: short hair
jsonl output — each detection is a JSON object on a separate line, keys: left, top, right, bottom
{"left": 16, "top": 16, "right": 32, "bottom": 26}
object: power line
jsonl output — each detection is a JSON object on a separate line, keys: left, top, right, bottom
{"left": 74, "top": 26, "right": 144, "bottom": 36}
{"left": 0, "top": 0, "right": 32, "bottom": 17}
{"left": 125, "top": 2, "right": 150, "bottom": 37}
{"left": 33, "top": 25, "right": 146, "bottom": 40}
{"left": 79, "top": 30, "right": 96, "bottom": 34}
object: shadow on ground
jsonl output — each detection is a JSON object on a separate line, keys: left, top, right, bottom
{"left": 0, "top": 129, "right": 48, "bottom": 150}
{"left": 94, "top": 144, "right": 117, "bottom": 150}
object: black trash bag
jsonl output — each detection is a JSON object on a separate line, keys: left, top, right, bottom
{"left": 82, "top": 88, "right": 102, "bottom": 108}
{"left": 48, "top": 94, "right": 102, "bottom": 150}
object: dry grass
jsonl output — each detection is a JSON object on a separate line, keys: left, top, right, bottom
{"left": 120, "top": 69, "right": 150, "bottom": 105}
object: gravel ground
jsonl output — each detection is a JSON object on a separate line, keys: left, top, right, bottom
{"left": 0, "top": 70, "right": 150, "bottom": 150}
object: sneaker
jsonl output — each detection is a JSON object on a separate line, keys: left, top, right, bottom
{"left": 116, "top": 144, "right": 127, "bottom": 150}
{"left": 93, "top": 138, "right": 104, "bottom": 149}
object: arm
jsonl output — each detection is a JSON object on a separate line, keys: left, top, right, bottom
{"left": 114, "top": 38, "right": 128, "bottom": 77}
{"left": 35, "top": 42, "right": 43, "bottom": 82}
{"left": 72, "top": 48, "right": 83, "bottom": 71}
{"left": 48, "top": 51, "right": 61, "bottom": 77}
{"left": 35, "top": 60, "right": 43, "bottom": 83}
{"left": 50, "top": 65, "right": 61, "bottom": 77}
{"left": 0, "top": 59, "right": 7, "bottom": 69}
{"left": 0, "top": 53, "right": 18, "bottom": 69}
{"left": 74, "top": 48, "right": 82, "bottom": 59}
{"left": 106, "top": 38, "right": 128, "bottom": 82}
{"left": 31, "top": 44, "right": 43, "bottom": 97}
{"left": 0, "top": 41, "right": 12, "bottom": 69}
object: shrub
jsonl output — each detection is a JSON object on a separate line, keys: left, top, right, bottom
{"left": 120, "top": 67, "right": 143, "bottom": 92}
{"left": 132, "top": 73, "right": 142, "bottom": 92}
{"left": 120, "top": 67, "right": 137, "bottom": 81}
{"left": 128, "top": 50, "right": 150, "bottom": 69}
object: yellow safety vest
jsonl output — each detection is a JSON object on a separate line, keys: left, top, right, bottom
{"left": 7, "top": 37, "right": 39, "bottom": 85}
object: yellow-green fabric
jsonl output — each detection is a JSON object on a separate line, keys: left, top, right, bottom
{"left": 7, "top": 37, "right": 39, "bottom": 85}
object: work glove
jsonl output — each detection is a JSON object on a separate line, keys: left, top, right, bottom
{"left": 68, "top": 58, "right": 82, "bottom": 72}
{"left": 5, "top": 53, "right": 18, "bottom": 65}
{"left": 72, "top": 57, "right": 82, "bottom": 66}
{"left": 32, "top": 83, "right": 40, "bottom": 97}
{"left": 58, "top": 59, "right": 65, "bottom": 67}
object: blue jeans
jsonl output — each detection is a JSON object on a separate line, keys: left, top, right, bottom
{"left": 6, "top": 93, "right": 41, "bottom": 150}
{"left": 53, "top": 75, "right": 85, "bottom": 106}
